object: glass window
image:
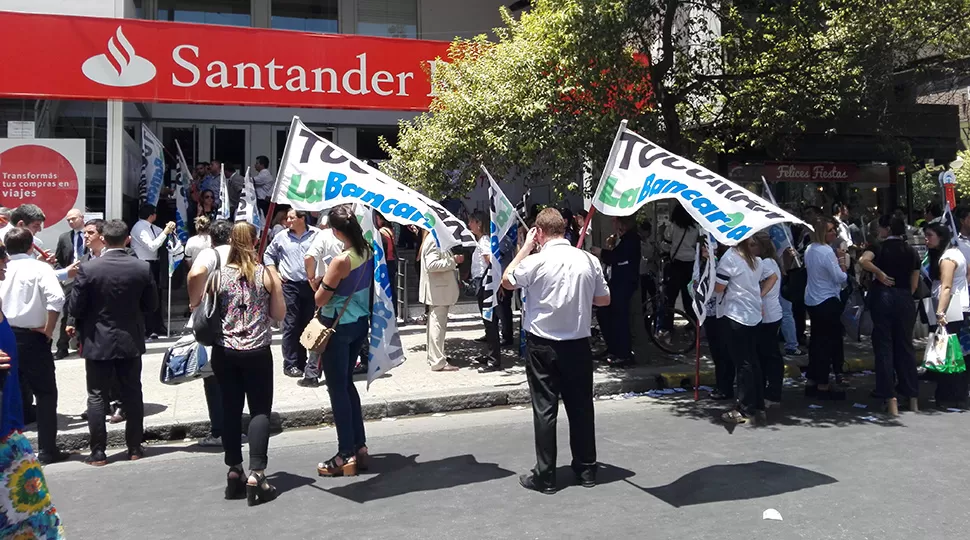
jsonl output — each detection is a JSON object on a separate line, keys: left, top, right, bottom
{"left": 158, "top": 0, "right": 251, "bottom": 27}
{"left": 358, "top": 0, "right": 417, "bottom": 39}
{"left": 356, "top": 126, "right": 397, "bottom": 161}
{"left": 272, "top": 0, "right": 338, "bottom": 34}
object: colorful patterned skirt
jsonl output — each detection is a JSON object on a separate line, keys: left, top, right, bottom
{"left": 0, "top": 432, "right": 65, "bottom": 539}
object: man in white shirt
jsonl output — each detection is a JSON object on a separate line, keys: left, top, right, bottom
{"left": 0, "top": 227, "right": 68, "bottom": 464}
{"left": 130, "top": 204, "right": 176, "bottom": 338}
{"left": 0, "top": 204, "right": 56, "bottom": 264}
{"left": 253, "top": 155, "right": 274, "bottom": 218}
{"left": 832, "top": 203, "right": 854, "bottom": 248}
{"left": 502, "top": 208, "right": 610, "bottom": 494}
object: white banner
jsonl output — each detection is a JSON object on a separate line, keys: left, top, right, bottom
{"left": 140, "top": 124, "right": 165, "bottom": 206}
{"left": 482, "top": 168, "right": 518, "bottom": 321}
{"left": 691, "top": 233, "right": 716, "bottom": 327}
{"left": 273, "top": 117, "right": 475, "bottom": 251}
{"left": 357, "top": 207, "right": 406, "bottom": 389}
{"left": 218, "top": 164, "right": 231, "bottom": 221}
{"left": 592, "top": 124, "right": 808, "bottom": 245}
{"left": 170, "top": 140, "right": 193, "bottom": 274}
{"left": 235, "top": 166, "right": 263, "bottom": 231}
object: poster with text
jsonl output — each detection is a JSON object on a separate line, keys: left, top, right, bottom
{"left": 0, "top": 139, "right": 86, "bottom": 250}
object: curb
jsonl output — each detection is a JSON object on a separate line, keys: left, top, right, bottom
{"left": 39, "top": 369, "right": 667, "bottom": 452}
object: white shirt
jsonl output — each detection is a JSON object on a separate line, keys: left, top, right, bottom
{"left": 667, "top": 223, "right": 699, "bottom": 262}
{"left": 185, "top": 234, "right": 212, "bottom": 263}
{"left": 0, "top": 253, "right": 65, "bottom": 329}
{"left": 804, "top": 243, "right": 847, "bottom": 306}
{"left": 305, "top": 227, "right": 344, "bottom": 278}
{"left": 253, "top": 168, "right": 274, "bottom": 200}
{"left": 760, "top": 257, "right": 782, "bottom": 324}
{"left": 0, "top": 224, "right": 46, "bottom": 260}
{"left": 935, "top": 247, "right": 969, "bottom": 322}
{"left": 130, "top": 219, "right": 167, "bottom": 261}
{"left": 471, "top": 235, "right": 489, "bottom": 279}
{"left": 507, "top": 239, "right": 610, "bottom": 341}
{"left": 193, "top": 245, "right": 232, "bottom": 274}
{"left": 957, "top": 235, "right": 970, "bottom": 269}
{"left": 715, "top": 248, "right": 763, "bottom": 327}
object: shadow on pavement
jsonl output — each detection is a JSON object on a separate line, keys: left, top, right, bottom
{"left": 550, "top": 462, "right": 636, "bottom": 491}
{"left": 636, "top": 460, "right": 837, "bottom": 508}
{"left": 268, "top": 471, "right": 318, "bottom": 497}
{"left": 321, "top": 453, "right": 515, "bottom": 503}
{"left": 648, "top": 378, "right": 917, "bottom": 429}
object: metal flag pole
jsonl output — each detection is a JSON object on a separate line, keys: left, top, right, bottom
{"left": 578, "top": 119, "right": 628, "bottom": 249}
{"left": 761, "top": 176, "right": 802, "bottom": 267}
{"left": 167, "top": 251, "right": 173, "bottom": 339}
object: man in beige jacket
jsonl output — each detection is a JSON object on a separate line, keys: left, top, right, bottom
{"left": 419, "top": 230, "right": 463, "bottom": 371}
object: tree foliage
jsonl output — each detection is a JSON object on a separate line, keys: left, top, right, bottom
{"left": 382, "top": 0, "right": 970, "bottom": 199}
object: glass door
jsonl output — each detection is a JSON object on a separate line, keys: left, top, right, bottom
{"left": 160, "top": 123, "right": 199, "bottom": 181}
{"left": 210, "top": 125, "right": 250, "bottom": 175}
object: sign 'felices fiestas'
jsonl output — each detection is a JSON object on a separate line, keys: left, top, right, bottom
{"left": 274, "top": 117, "right": 475, "bottom": 251}
{"left": 356, "top": 207, "right": 406, "bottom": 388}
{"left": 593, "top": 126, "right": 807, "bottom": 245}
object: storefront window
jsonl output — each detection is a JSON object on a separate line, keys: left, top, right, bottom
{"left": 272, "top": 0, "right": 338, "bottom": 33}
{"left": 158, "top": 0, "right": 251, "bottom": 27}
{"left": 357, "top": 0, "right": 417, "bottom": 39}
{"left": 357, "top": 127, "right": 398, "bottom": 162}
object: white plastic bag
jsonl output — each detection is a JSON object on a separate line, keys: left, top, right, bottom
{"left": 923, "top": 326, "right": 949, "bottom": 371}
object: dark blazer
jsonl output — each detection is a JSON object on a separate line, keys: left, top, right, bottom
{"left": 66, "top": 249, "right": 158, "bottom": 360}
{"left": 55, "top": 229, "right": 85, "bottom": 269}
{"left": 600, "top": 229, "right": 642, "bottom": 289}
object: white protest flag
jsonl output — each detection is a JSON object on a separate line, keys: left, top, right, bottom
{"left": 140, "top": 124, "right": 165, "bottom": 206}
{"left": 235, "top": 166, "right": 263, "bottom": 230}
{"left": 273, "top": 117, "right": 475, "bottom": 251}
{"left": 481, "top": 166, "right": 518, "bottom": 321}
{"left": 168, "top": 140, "right": 193, "bottom": 276}
{"left": 218, "top": 164, "right": 231, "bottom": 221}
{"left": 691, "top": 233, "right": 717, "bottom": 326}
{"left": 592, "top": 122, "right": 808, "bottom": 245}
{"left": 357, "top": 207, "right": 406, "bottom": 389}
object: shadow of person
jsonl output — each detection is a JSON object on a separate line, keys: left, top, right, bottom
{"left": 266, "top": 471, "right": 317, "bottom": 497}
{"left": 636, "top": 460, "right": 837, "bottom": 508}
{"left": 552, "top": 462, "right": 636, "bottom": 490}
{"left": 323, "top": 453, "right": 515, "bottom": 503}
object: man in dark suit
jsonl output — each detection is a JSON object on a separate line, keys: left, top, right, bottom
{"left": 53, "top": 208, "right": 85, "bottom": 359}
{"left": 592, "top": 215, "right": 642, "bottom": 368}
{"left": 67, "top": 219, "right": 158, "bottom": 466}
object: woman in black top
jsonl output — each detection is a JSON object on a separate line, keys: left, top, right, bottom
{"left": 859, "top": 216, "right": 920, "bottom": 416}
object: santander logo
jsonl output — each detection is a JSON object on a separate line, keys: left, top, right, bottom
{"left": 81, "top": 26, "right": 156, "bottom": 87}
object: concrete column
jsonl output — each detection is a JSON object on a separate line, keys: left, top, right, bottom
{"left": 339, "top": 0, "right": 356, "bottom": 34}
{"left": 252, "top": 0, "right": 270, "bottom": 28}
{"left": 105, "top": 100, "right": 125, "bottom": 220}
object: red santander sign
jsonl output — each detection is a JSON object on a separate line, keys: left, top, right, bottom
{"left": 0, "top": 11, "right": 450, "bottom": 111}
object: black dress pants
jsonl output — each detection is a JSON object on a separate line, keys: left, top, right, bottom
{"left": 723, "top": 319, "right": 762, "bottom": 415}
{"left": 281, "top": 280, "right": 316, "bottom": 371}
{"left": 806, "top": 297, "right": 845, "bottom": 385}
{"left": 525, "top": 333, "right": 596, "bottom": 487}
{"left": 211, "top": 346, "right": 273, "bottom": 470}
{"left": 869, "top": 287, "right": 919, "bottom": 399}
{"left": 665, "top": 260, "right": 695, "bottom": 323}
{"left": 144, "top": 260, "right": 164, "bottom": 335}
{"left": 86, "top": 357, "right": 144, "bottom": 452}
{"left": 710, "top": 317, "right": 734, "bottom": 397}
{"left": 55, "top": 283, "right": 73, "bottom": 354}
{"left": 14, "top": 328, "right": 58, "bottom": 454}
{"left": 497, "top": 289, "right": 514, "bottom": 343}
{"left": 476, "top": 287, "right": 501, "bottom": 366}
{"left": 597, "top": 282, "right": 634, "bottom": 360}
{"left": 757, "top": 321, "right": 784, "bottom": 403}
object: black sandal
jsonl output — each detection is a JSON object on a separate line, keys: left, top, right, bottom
{"left": 226, "top": 466, "right": 246, "bottom": 500}
{"left": 246, "top": 472, "right": 278, "bottom": 506}
{"left": 318, "top": 454, "right": 357, "bottom": 477}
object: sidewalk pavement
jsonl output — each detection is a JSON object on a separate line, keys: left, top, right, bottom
{"left": 26, "top": 314, "right": 687, "bottom": 451}
{"left": 25, "top": 312, "right": 892, "bottom": 451}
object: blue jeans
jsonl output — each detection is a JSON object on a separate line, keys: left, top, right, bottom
{"left": 320, "top": 317, "right": 369, "bottom": 456}
{"left": 779, "top": 297, "right": 798, "bottom": 351}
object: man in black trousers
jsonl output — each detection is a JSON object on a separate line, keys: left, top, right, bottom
{"left": 592, "top": 215, "right": 641, "bottom": 367}
{"left": 53, "top": 208, "right": 85, "bottom": 359}
{"left": 67, "top": 220, "right": 157, "bottom": 465}
{"left": 0, "top": 227, "right": 68, "bottom": 464}
{"left": 503, "top": 208, "right": 611, "bottom": 494}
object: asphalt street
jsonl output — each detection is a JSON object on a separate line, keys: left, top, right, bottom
{"left": 44, "top": 389, "right": 969, "bottom": 540}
